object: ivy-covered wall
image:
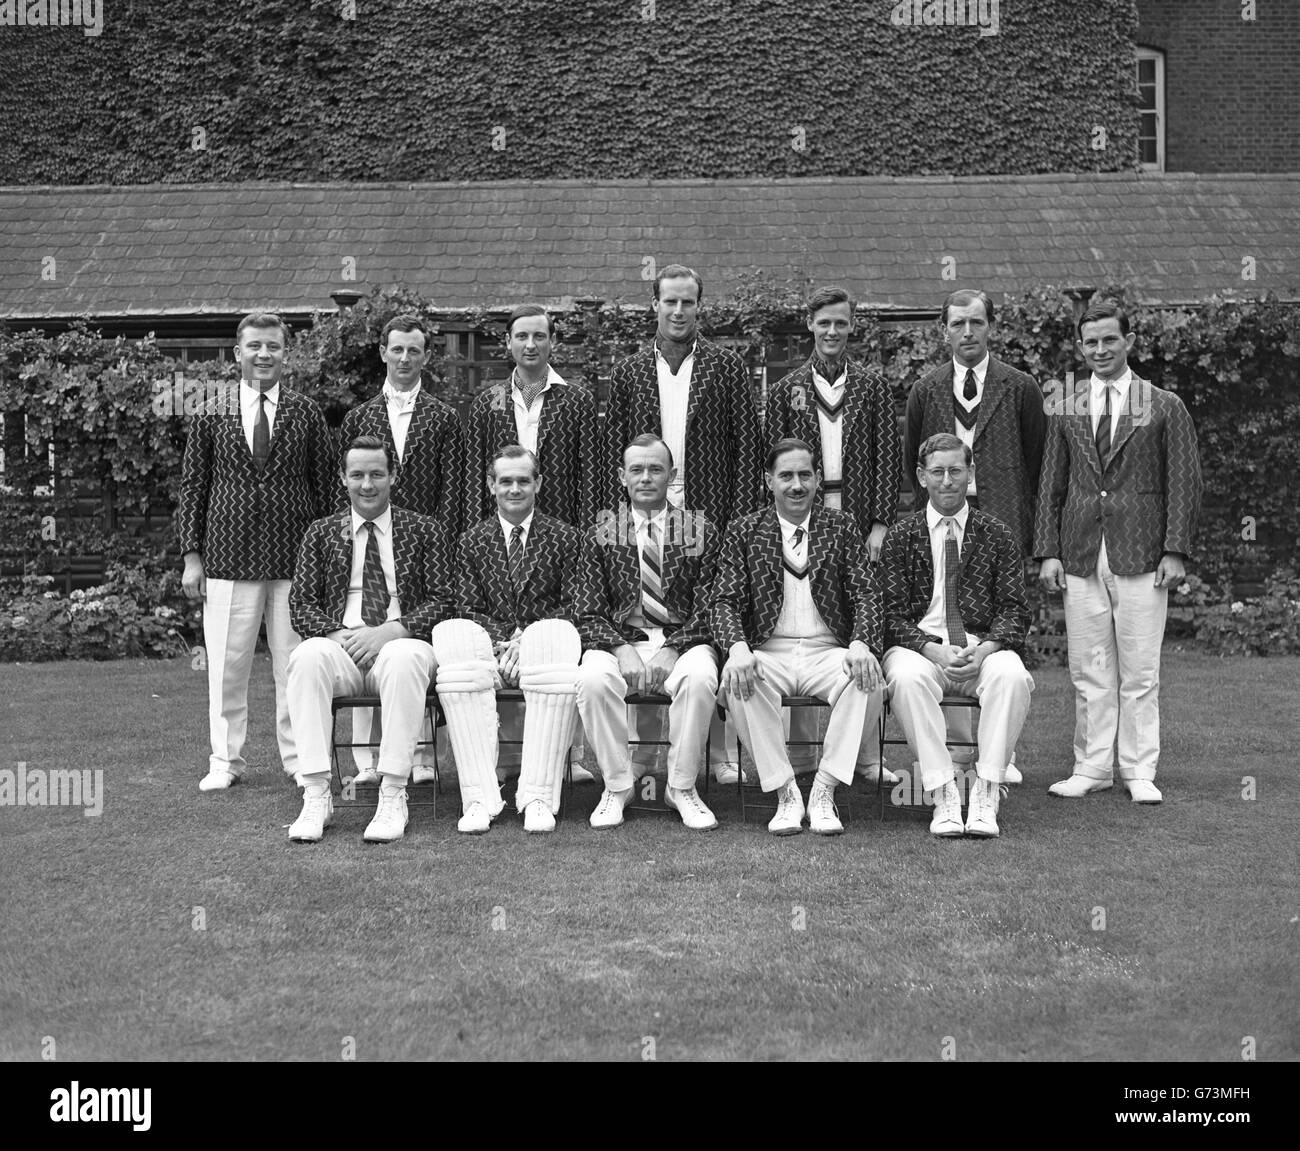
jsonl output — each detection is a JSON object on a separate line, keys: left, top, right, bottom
{"left": 0, "top": 0, "right": 1140, "bottom": 185}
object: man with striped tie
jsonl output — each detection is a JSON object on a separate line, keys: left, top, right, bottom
{"left": 879, "top": 433, "right": 1034, "bottom": 838}
{"left": 576, "top": 435, "right": 721, "bottom": 830}
{"left": 713, "top": 439, "right": 885, "bottom": 836}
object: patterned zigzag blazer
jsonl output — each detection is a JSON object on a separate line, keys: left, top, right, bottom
{"left": 1033, "top": 375, "right": 1202, "bottom": 577}
{"left": 904, "top": 355, "right": 1046, "bottom": 553}
{"left": 580, "top": 504, "right": 719, "bottom": 653}
{"left": 464, "top": 375, "right": 597, "bottom": 530}
{"left": 289, "top": 507, "right": 458, "bottom": 642}
{"left": 177, "top": 386, "right": 336, "bottom": 581}
{"left": 711, "top": 505, "right": 882, "bottom": 657}
{"left": 879, "top": 507, "right": 1030, "bottom": 656}
{"left": 603, "top": 338, "right": 765, "bottom": 531}
{"left": 766, "top": 356, "right": 902, "bottom": 539}
{"left": 340, "top": 386, "right": 465, "bottom": 537}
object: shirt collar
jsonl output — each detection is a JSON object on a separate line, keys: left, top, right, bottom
{"left": 632, "top": 504, "right": 669, "bottom": 532}
{"left": 777, "top": 512, "right": 812, "bottom": 542}
{"left": 383, "top": 380, "right": 421, "bottom": 407}
{"left": 351, "top": 506, "right": 393, "bottom": 536}
{"left": 241, "top": 381, "right": 279, "bottom": 408}
{"left": 1091, "top": 369, "right": 1132, "bottom": 404}
{"left": 926, "top": 502, "right": 970, "bottom": 534}
{"left": 498, "top": 511, "right": 535, "bottom": 538}
{"left": 952, "top": 354, "right": 989, "bottom": 383}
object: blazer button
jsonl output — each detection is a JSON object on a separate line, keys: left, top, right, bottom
{"left": 1100, "top": 490, "right": 1108, "bottom": 497}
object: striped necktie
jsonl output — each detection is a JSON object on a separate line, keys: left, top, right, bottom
{"left": 507, "top": 524, "right": 525, "bottom": 595}
{"left": 641, "top": 520, "right": 670, "bottom": 627}
{"left": 783, "top": 526, "right": 808, "bottom": 580}
{"left": 942, "top": 518, "right": 966, "bottom": 646}
{"left": 252, "top": 393, "right": 270, "bottom": 470}
{"left": 360, "top": 521, "right": 388, "bottom": 627}
{"left": 1095, "top": 385, "right": 1113, "bottom": 463}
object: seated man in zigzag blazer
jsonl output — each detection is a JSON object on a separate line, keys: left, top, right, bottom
{"left": 879, "top": 433, "right": 1034, "bottom": 840}
{"left": 712, "top": 438, "right": 886, "bottom": 837}
{"left": 576, "top": 434, "right": 722, "bottom": 832}
{"left": 285, "top": 435, "right": 458, "bottom": 845}
{"left": 432, "top": 444, "right": 589, "bottom": 836}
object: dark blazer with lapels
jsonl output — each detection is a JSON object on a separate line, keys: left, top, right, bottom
{"left": 456, "top": 512, "right": 589, "bottom": 646}
{"left": 178, "top": 385, "right": 336, "bottom": 581}
{"left": 580, "top": 504, "right": 719, "bottom": 654}
{"left": 879, "top": 507, "right": 1030, "bottom": 656}
{"left": 711, "top": 506, "right": 882, "bottom": 657}
{"left": 289, "top": 507, "right": 457, "bottom": 642}
{"left": 1033, "top": 374, "right": 1202, "bottom": 577}
{"left": 765, "top": 356, "right": 902, "bottom": 540}
{"left": 604, "top": 337, "right": 765, "bottom": 530}
{"left": 340, "top": 386, "right": 465, "bottom": 537}
{"left": 904, "top": 355, "right": 1046, "bottom": 552}
{"left": 464, "top": 374, "right": 597, "bottom": 529}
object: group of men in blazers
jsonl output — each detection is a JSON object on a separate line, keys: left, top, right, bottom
{"left": 178, "top": 265, "right": 1202, "bottom": 843}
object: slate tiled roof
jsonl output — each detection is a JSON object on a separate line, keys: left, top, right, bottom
{"left": 1, "top": 172, "right": 1296, "bottom": 320}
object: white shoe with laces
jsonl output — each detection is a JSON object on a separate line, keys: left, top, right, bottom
{"left": 928, "top": 780, "right": 964, "bottom": 838}
{"left": 665, "top": 786, "right": 718, "bottom": 831}
{"left": 363, "top": 790, "right": 409, "bottom": 843}
{"left": 411, "top": 763, "right": 437, "bottom": 786}
{"left": 768, "top": 780, "right": 805, "bottom": 836}
{"left": 289, "top": 791, "right": 334, "bottom": 843}
{"left": 199, "top": 768, "right": 238, "bottom": 792}
{"left": 590, "top": 787, "right": 632, "bottom": 829}
{"left": 965, "top": 778, "right": 1002, "bottom": 838}
{"left": 807, "top": 779, "right": 844, "bottom": 835}
{"left": 457, "top": 800, "right": 493, "bottom": 835}
{"left": 523, "top": 799, "right": 556, "bottom": 834}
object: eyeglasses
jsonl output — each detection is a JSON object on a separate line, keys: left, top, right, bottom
{"left": 924, "top": 467, "right": 969, "bottom": 482}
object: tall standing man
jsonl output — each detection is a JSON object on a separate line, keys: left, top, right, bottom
{"left": 713, "top": 439, "right": 885, "bottom": 837}
{"left": 577, "top": 434, "right": 721, "bottom": 831}
{"left": 766, "top": 284, "right": 902, "bottom": 783}
{"left": 180, "top": 311, "right": 335, "bottom": 792}
{"left": 285, "top": 436, "right": 457, "bottom": 844}
{"left": 340, "top": 313, "right": 464, "bottom": 784}
{"left": 465, "top": 304, "right": 596, "bottom": 530}
{"left": 603, "top": 262, "right": 765, "bottom": 784}
{"left": 1035, "top": 302, "right": 1202, "bottom": 804}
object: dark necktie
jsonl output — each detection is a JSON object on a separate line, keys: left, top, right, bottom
{"left": 360, "top": 521, "right": 388, "bottom": 627}
{"left": 943, "top": 518, "right": 967, "bottom": 646}
{"left": 783, "top": 526, "right": 808, "bottom": 580}
{"left": 252, "top": 393, "right": 270, "bottom": 470}
{"left": 1095, "top": 385, "right": 1112, "bottom": 462}
{"left": 640, "top": 520, "right": 670, "bottom": 626}
{"left": 955, "top": 369, "right": 978, "bottom": 431}
{"left": 507, "top": 524, "right": 525, "bottom": 595}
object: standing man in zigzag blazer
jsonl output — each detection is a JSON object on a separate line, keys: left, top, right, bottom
{"left": 180, "top": 310, "right": 335, "bottom": 793}
{"left": 576, "top": 434, "right": 722, "bottom": 832}
{"left": 432, "top": 444, "right": 589, "bottom": 836}
{"left": 464, "top": 304, "right": 597, "bottom": 530}
{"left": 339, "top": 313, "right": 464, "bottom": 785}
{"left": 285, "top": 435, "right": 458, "bottom": 844}
{"left": 1035, "top": 302, "right": 1202, "bottom": 806}
{"left": 713, "top": 438, "right": 885, "bottom": 837}
{"left": 765, "top": 283, "right": 903, "bottom": 786}
{"left": 880, "top": 433, "right": 1034, "bottom": 840}
{"left": 603, "top": 261, "right": 765, "bottom": 785}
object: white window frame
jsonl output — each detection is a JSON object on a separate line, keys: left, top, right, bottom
{"left": 1137, "top": 46, "right": 1166, "bottom": 172}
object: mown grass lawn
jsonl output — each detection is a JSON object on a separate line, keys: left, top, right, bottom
{"left": 0, "top": 650, "right": 1295, "bottom": 1062}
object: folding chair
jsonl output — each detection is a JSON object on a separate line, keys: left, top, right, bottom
{"left": 619, "top": 691, "right": 678, "bottom": 817}
{"left": 877, "top": 692, "right": 980, "bottom": 818}
{"left": 329, "top": 691, "right": 441, "bottom": 812}
{"left": 720, "top": 695, "right": 848, "bottom": 825}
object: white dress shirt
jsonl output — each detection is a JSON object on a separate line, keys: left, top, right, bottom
{"left": 343, "top": 506, "right": 400, "bottom": 628}
{"left": 240, "top": 382, "right": 278, "bottom": 454}
{"left": 812, "top": 365, "right": 846, "bottom": 510}
{"left": 919, "top": 502, "right": 978, "bottom": 646}
{"left": 773, "top": 513, "right": 834, "bottom": 641}
{"left": 511, "top": 366, "right": 566, "bottom": 454}
{"left": 383, "top": 380, "right": 421, "bottom": 462}
{"left": 951, "top": 354, "right": 988, "bottom": 495}
{"left": 1090, "top": 368, "right": 1132, "bottom": 449}
{"left": 656, "top": 344, "right": 695, "bottom": 508}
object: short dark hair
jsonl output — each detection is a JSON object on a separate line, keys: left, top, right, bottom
{"left": 1076, "top": 300, "right": 1131, "bottom": 341}
{"left": 489, "top": 443, "right": 540, "bottom": 481}
{"left": 381, "top": 314, "right": 429, "bottom": 348}
{"left": 654, "top": 263, "right": 704, "bottom": 303}
{"left": 807, "top": 285, "right": 855, "bottom": 320}
{"left": 341, "top": 434, "right": 396, "bottom": 474}
{"left": 766, "top": 437, "right": 816, "bottom": 473}
{"left": 940, "top": 289, "right": 995, "bottom": 328}
{"left": 506, "top": 304, "right": 554, "bottom": 338}
{"left": 623, "top": 433, "right": 674, "bottom": 468}
{"left": 236, "top": 310, "right": 290, "bottom": 344}
{"left": 917, "top": 432, "right": 972, "bottom": 468}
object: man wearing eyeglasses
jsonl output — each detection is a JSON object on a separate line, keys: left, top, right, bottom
{"left": 879, "top": 433, "right": 1034, "bottom": 838}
